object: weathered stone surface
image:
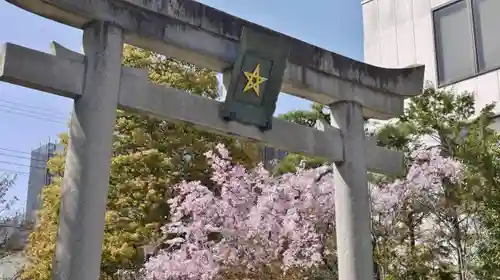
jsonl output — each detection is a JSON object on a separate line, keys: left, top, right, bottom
{"left": 315, "top": 119, "right": 404, "bottom": 175}
{"left": 51, "top": 22, "right": 125, "bottom": 280}
{"left": 0, "top": 3, "right": 422, "bottom": 279}
{"left": 120, "top": 81, "right": 345, "bottom": 162}
{"left": 0, "top": 42, "right": 342, "bottom": 163}
{"left": 0, "top": 41, "right": 404, "bottom": 174}
{"left": 0, "top": 42, "right": 84, "bottom": 98}
{"left": 5, "top": 0, "right": 425, "bottom": 119}
{"left": 330, "top": 101, "right": 373, "bottom": 280}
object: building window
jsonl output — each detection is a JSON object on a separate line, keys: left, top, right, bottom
{"left": 433, "top": 0, "right": 500, "bottom": 86}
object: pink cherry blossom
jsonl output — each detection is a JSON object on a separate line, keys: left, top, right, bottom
{"left": 144, "top": 144, "right": 336, "bottom": 280}
{"left": 372, "top": 148, "right": 463, "bottom": 211}
{"left": 370, "top": 147, "right": 464, "bottom": 235}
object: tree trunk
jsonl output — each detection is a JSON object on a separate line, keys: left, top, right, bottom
{"left": 373, "top": 238, "right": 380, "bottom": 280}
{"left": 452, "top": 214, "right": 465, "bottom": 280}
{"left": 408, "top": 212, "right": 418, "bottom": 280}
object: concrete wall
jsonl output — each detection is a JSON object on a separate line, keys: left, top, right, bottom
{"left": 0, "top": 252, "right": 27, "bottom": 279}
{"left": 362, "top": 0, "right": 500, "bottom": 115}
{"left": 0, "top": 225, "right": 30, "bottom": 279}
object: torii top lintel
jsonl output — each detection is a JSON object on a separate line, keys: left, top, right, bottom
{"left": 5, "top": 0, "right": 425, "bottom": 119}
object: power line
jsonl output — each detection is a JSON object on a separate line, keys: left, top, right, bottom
{"left": 0, "top": 152, "right": 49, "bottom": 162}
{"left": 0, "top": 169, "right": 29, "bottom": 176}
{"left": 0, "top": 98, "right": 69, "bottom": 117}
{"left": 0, "top": 160, "right": 47, "bottom": 170}
{"left": 0, "top": 147, "right": 32, "bottom": 155}
{"left": 0, "top": 147, "right": 62, "bottom": 157}
{"left": 0, "top": 103, "right": 68, "bottom": 120}
{"left": 0, "top": 108, "right": 66, "bottom": 124}
{"left": 0, "top": 97, "right": 69, "bottom": 122}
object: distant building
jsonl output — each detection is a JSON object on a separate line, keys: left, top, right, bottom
{"left": 25, "top": 142, "right": 63, "bottom": 223}
{"left": 261, "top": 146, "right": 288, "bottom": 171}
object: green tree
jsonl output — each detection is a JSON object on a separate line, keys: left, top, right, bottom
{"left": 274, "top": 103, "right": 330, "bottom": 175}
{"left": 21, "top": 45, "right": 260, "bottom": 280}
{"left": 0, "top": 175, "right": 27, "bottom": 259}
{"left": 279, "top": 103, "right": 330, "bottom": 127}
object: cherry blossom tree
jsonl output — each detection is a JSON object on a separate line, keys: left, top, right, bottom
{"left": 370, "top": 148, "right": 465, "bottom": 279}
{"left": 143, "top": 144, "right": 336, "bottom": 280}
{"left": 142, "top": 142, "right": 468, "bottom": 280}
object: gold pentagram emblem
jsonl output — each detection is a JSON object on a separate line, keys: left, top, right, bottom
{"left": 243, "top": 64, "right": 267, "bottom": 96}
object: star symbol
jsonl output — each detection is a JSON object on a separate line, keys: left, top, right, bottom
{"left": 243, "top": 64, "right": 268, "bottom": 96}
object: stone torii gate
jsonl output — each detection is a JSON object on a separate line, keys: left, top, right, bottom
{"left": 1, "top": 0, "right": 424, "bottom": 279}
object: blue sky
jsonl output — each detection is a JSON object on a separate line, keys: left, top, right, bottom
{"left": 0, "top": 0, "right": 363, "bottom": 212}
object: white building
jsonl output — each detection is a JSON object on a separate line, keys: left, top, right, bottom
{"left": 362, "top": 0, "right": 500, "bottom": 125}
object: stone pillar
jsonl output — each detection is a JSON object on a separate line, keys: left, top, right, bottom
{"left": 330, "top": 101, "right": 373, "bottom": 280}
{"left": 52, "top": 21, "right": 123, "bottom": 280}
